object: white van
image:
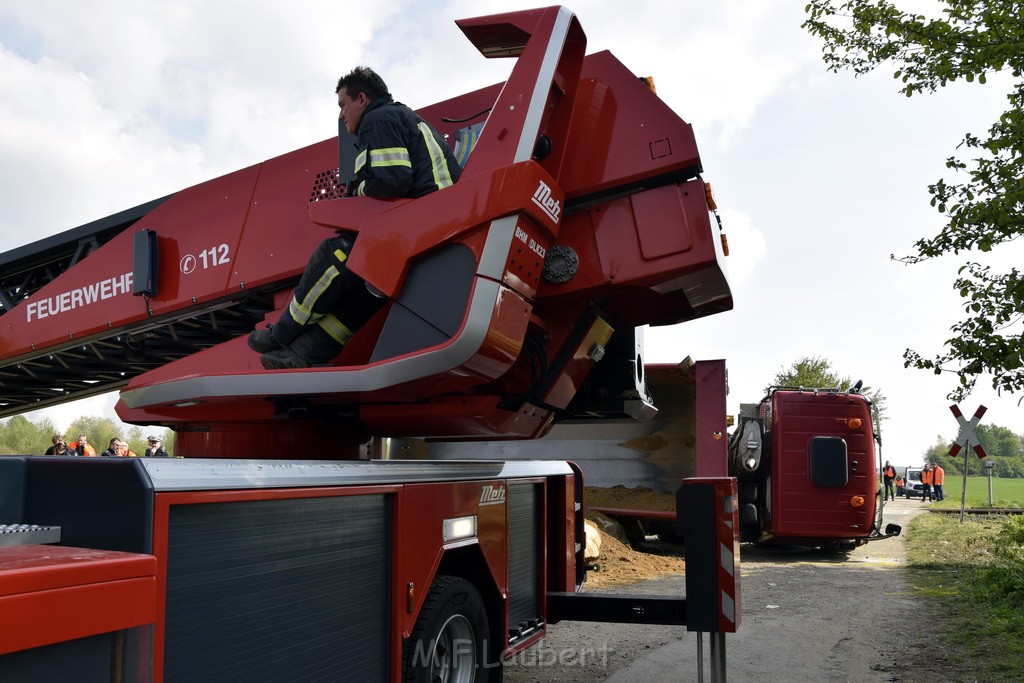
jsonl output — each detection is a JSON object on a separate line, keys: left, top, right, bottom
{"left": 904, "top": 467, "right": 924, "bottom": 498}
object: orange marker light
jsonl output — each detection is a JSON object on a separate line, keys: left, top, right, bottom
{"left": 851, "top": 496, "right": 866, "bottom": 507}
{"left": 704, "top": 181, "right": 718, "bottom": 211}
{"left": 848, "top": 417, "right": 863, "bottom": 429}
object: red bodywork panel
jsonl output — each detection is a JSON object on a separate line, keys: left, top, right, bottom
{"left": 765, "top": 391, "right": 878, "bottom": 544}
{"left": 0, "top": 545, "right": 156, "bottom": 656}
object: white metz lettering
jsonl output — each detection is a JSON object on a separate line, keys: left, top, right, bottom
{"left": 479, "top": 485, "right": 506, "bottom": 507}
{"left": 25, "top": 272, "right": 134, "bottom": 322}
{"left": 531, "top": 180, "right": 562, "bottom": 224}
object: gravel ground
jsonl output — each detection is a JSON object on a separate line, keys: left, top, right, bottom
{"left": 504, "top": 496, "right": 933, "bottom": 682}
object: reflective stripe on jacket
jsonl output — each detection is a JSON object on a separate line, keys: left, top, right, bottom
{"left": 348, "top": 95, "right": 462, "bottom": 199}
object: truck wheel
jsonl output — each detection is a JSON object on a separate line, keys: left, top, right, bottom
{"left": 403, "top": 575, "right": 493, "bottom": 683}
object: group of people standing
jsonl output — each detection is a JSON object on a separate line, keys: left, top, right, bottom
{"left": 43, "top": 434, "right": 169, "bottom": 457}
{"left": 45, "top": 434, "right": 96, "bottom": 456}
{"left": 882, "top": 460, "right": 944, "bottom": 502}
{"left": 918, "top": 463, "right": 945, "bottom": 502}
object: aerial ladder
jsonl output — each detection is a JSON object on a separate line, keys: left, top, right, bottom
{"left": 0, "top": 7, "right": 739, "bottom": 681}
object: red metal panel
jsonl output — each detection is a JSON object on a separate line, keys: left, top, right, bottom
{"left": 769, "top": 391, "right": 877, "bottom": 541}
{"left": 545, "top": 473, "right": 578, "bottom": 594}
{"left": 632, "top": 183, "right": 694, "bottom": 260}
{"left": 0, "top": 545, "right": 156, "bottom": 655}
{"left": 455, "top": 7, "right": 586, "bottom": 185}
{"left": 311, "top": 161, "right": 563, "bottom": 299}
{"left": 226, "top": 139, "right": 339, "bottom": 293}
{"left": 0, "top": 165, "right": 261, "bottom": 363}
{"left": 395, "top": 480, "right": 511, "bottom": 634}
{"left": 559, "top": 51, "right": 702, "bottom": 199}
{"left": 694, "top": 360, "right": 728, "bottom": 477}
{"left": 540, "top": 178, "right": 728, "bottom": 329}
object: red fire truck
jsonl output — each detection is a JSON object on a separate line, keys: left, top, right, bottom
{"left": 0, "top": 6, "right": 739, "bottom": 681}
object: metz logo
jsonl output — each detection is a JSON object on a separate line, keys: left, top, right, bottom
{"left": 531, "top": 180, "right": 561, "bottom": 224}
{"left": 479, "top": 485, "right": 506, "bottom": 507}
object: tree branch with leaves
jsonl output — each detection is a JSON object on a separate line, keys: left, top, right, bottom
{"left": 768, "top": 355, "right": 887, "bottom": 419}
{"left": 804, "top": 0, "right": 1024, "bottom": 401}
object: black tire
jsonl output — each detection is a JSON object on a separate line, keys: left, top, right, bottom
{"left": 403, "top": 575, "right": 493, "bottom": 683}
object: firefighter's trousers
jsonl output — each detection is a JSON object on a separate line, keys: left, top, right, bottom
{"left": 272, "top": 235, "right": 386, "bottom": 364}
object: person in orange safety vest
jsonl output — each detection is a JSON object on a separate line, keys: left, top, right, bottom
{"left": 932, "top": 463, "right": 945, "bottom": 501}
{"left": 920, "top": 464, "right": 934, "bottom": 502}
{"left": 895, "top": 475, "right": 905, "bottom": 497}
{"left": 882, "top": 461, "right": 897, "bottom": 501}
{"left": 70, "top": 433, "right": 97, "bottom": 457}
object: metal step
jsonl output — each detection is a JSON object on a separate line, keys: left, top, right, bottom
{"left": 0, "top": 524, "right": 62, "bottom": 546}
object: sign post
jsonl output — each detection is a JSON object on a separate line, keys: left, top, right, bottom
{"left": 985, "top": 460, "right": 996, "bottom": 508}
{"left": 949, "top": 405, "right": 987, "bottom": 523}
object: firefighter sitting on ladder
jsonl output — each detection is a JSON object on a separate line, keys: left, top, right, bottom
{"left": 249, "top": 66, "right": 462, "bottom": 370}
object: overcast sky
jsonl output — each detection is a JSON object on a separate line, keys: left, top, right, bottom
{"left": 1, "top": 1, "right": 1019, "bottom": 466}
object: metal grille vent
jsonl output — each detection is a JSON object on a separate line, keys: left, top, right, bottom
{"left": 309, "top": 168, "right": 346, "bottom": 203}
{"left": 163, "top": 494, "right": 390, "bottom": 682}
{"left": 507, "top": 483, "right": 541, "bottom": 640}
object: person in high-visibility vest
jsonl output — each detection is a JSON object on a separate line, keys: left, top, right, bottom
{"left": 932, "top": 463, "right": 945, "bottom": 501}
{"left": 895, "top": 475, "right": 905, "bottom": 497}
{"left": 882, "top": 461, "right": 897, "bottom": 501}
{"left": 248, "top": 66, "right": 462, "bottom": 370}
{"left": 920, "top": 464, "right": 934, "bottom": 502}
{"left": 70, "top": 433, "right": 97, "bottom": 457}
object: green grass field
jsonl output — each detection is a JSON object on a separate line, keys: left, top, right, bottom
{"left": 905, "top": 479, "right": 1024, "bottom": 680}
{"left": 928, "top": 475, "right": 1024, "bottom": 508}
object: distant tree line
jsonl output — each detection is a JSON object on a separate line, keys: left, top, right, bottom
{"left": 921, "top": 424, "right": 1024, "bottom": 478}
{"left": 0, "top": 414, "right": 173, "bottom": 457}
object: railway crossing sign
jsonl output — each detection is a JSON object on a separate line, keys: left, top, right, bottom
{"left": 948, "top": 404, "right": 988, "bottom": 459}
{"left": 949, "top": 404, "right": 988, "bottom": 524}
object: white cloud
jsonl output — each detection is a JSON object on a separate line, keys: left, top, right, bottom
{"left": 718, "top": 208, "right": 766, "bottom": 289}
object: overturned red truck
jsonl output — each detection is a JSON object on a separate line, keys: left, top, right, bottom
{"left": 730, "top": 384, "right": 901, "bottom": 550}
{"left": 0, "top": 6, "right": 739, "bottom": 681}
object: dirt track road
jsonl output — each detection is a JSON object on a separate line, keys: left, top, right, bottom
{"left": 505, "top": 496, "right": 930, "bottom": 682}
